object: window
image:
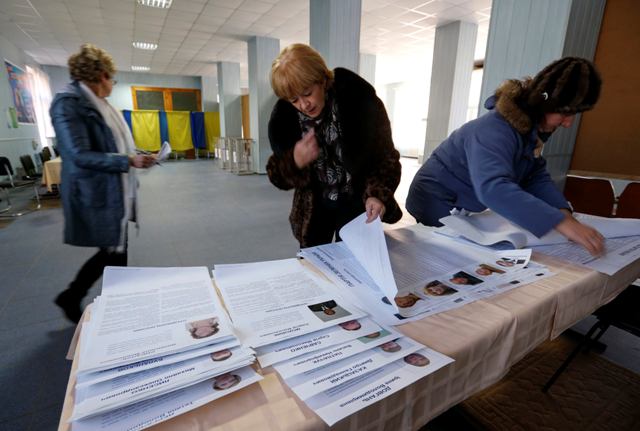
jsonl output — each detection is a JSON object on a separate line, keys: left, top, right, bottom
{"left": 131, "top": 86, "right": 201, "bottom": 111}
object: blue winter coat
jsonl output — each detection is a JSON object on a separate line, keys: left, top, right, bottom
{"left": 49, "top": 81, "right": 130, "bottom": 247}
{"left": 406, "top": 80, "right": 569, "bottom": 237}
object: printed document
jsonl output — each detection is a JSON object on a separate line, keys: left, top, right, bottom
{"left": 214, "top": 258, "right": 365, "bottom": 347}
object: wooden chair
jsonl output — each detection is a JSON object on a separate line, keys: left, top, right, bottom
{"left": 563, "top": 176, "right": 615, "bottom": 217}
{"left": 615, "top": 182, "right": 640, "bottom": 218}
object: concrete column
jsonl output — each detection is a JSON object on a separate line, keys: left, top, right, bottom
{"left": 359, "top": 53, "right": 376, "bottom": 85}
{"left": 422, "top": 20, "right": 477, "bottom": 161}
{"left": 310, "top": 0, "right": 362, "bottom": 71}
{"left": 248, "top": 36, "right": 280, "bottom": 174}
{"left": 479, "top": 0, "right": 606, "bottom": 184}
{"left": 201, "top": 74, "right": 219, "bottom": 112}
{"left": 217, "top": 62, "right": 242, "bottom": 137}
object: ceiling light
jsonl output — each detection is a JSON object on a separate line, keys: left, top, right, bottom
{"left": 131, "top": 66, "right": 150, "bottom": 71}
{"left": 133, "top": 42, "right": 158, "bottom": 50}
{"left": 137, "top": 0, "right": 172, "bottom": 8}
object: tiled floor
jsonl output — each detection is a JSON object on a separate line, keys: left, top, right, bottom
{"left": 0, "top": 157, "right": 637, "bottom": 431}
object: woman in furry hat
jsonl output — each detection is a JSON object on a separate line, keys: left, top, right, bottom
{"left": 267, "top": 44, "right": 402, "bottom": 247}
{"left": 406, "top": 57, "right": 604, "bottom": 255}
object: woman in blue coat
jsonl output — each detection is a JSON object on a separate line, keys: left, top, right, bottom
{"left": 49, "top": 44, "right": 156, "bottom": 322}
{"left": 407, "top": 57, "right": 605, "bottom": 255}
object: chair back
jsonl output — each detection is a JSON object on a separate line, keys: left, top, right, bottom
{"left": 20, "top": 155, "right": 38, "bottom": 177}
{"left": 616, "top": 182, "right": 640, "bottom": 218}
{"left": 564, "top": 176, "right": 615, "bottom": 217}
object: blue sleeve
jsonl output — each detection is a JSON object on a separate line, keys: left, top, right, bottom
{"left": 50, "top": 98, "right": 129, "bottom": 173}
{"left": 465, "top": 124, "right": 565, "bottom": 237}
{"left": 521, "top": 156, "right": 571, "bottom": 211}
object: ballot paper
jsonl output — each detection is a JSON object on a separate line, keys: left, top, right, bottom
{"left": 283, "top": 336, "right": 424, "bottom": 400}
{"left": 302, "top": 216, "right": 540, "bottom": 320}
{"left": 72, "top": 346, "right": 255, "bottom": 420}
{"left": 304, "top": 348, "right": 454, "bottom": 426}
{"left": 439, "top": 211, "right": 640, "bottom": 248}
{"left": 533, "top": 235, "right": 640, "bottom": 275}
{"left": 76, "top": 338, "right": 241, "bottom": 388}
{"left": 255, "top": 317, "right": 382, "bottom": 367}
{"left": 157, "top": 141, "right": 172, "bottom": 161}
{"left": 78, "top": 267, "right": 235, "bottom": 374}
{"left": 273, "top": 327, "right": 401, "bottom": 379}
{"left": 71, "top": 366, "right": 261, "bottom": 431}
{"left": 214, "top": 258, "right": 365, "bottom": 348}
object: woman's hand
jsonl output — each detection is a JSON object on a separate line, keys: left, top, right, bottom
{"left": 293, "top": 129, "right": 319, "bottom": 169}
{"left": 129, "top": 154, "right": 156, "bottom": 169}
{"left": 365, "top": 197, "right": 386, "bottom": 223}
{"left": 555, "top": 213, "right": 605, "bottom": 256}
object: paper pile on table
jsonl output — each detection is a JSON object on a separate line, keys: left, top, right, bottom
{"left": 69, "top": 266, "right": 261, "bottom": 431}
{"left": 300, "top": 214, "right": 554, "bottom": 323}
{"left": 214, "top": 258, "right": 454, "bottom": 425}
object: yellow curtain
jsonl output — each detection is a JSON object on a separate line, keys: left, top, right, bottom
{"left": 204, "top": 112, "right": 220, "bottom": 152}
{"left": 166, "top": 111, "right": 193, "bottom": 151}
{"left": 131, "top": 110, "right": 161, "bottom": 151}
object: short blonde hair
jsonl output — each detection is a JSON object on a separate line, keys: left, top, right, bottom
{"left": 270, "top": 44, "right": 334, "bottom": 100}
{"left": 68, "top": 44, "right": 116, "bottom": 83}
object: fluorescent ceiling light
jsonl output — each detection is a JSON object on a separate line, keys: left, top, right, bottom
{"left": 131, "top": 66, "right": 150, "bottom": 71}
{"left": 133, "top": 41, "right": 158, "bottom": 50}
{"left": 137, "top": 0, "right": 172, "bottom": 8}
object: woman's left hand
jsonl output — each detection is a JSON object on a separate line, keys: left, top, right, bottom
{"left": 365, "top": 197, "right": 386, "bottom": 223}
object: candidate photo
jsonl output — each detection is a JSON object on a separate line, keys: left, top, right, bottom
{"left": 308, "top": 299, "right": 351, "bottom": 322}
{"left": 380, "top": 340, "right": 402, "bottom": 353}
{"left": 358, "top": 329, "right": 391, "bottom": 343}
{"left": 186, "top": 317, "right": 220, "bottom": 339}
{"left": 449, "top": 271, "right": 484, "bottom": 286}
{"left": 212, "top": 373, "right": 241, "bottom": 391}
{"left": 475, "top": 264, "right": 506, "bottom": 276}
{"left": 339, "top": 320, "right": 362, "bottom": 331}
{"left": 423, "top": 280, "right": 458, "bottom": 296}
{"left": 394, "top": 292, "right": 422, "bottom": 308}
{"left": 210, "top": 349, "right": 233, "bottom": 362}
{"left": 404, "top": 353, "right": 430, "bottom": 367}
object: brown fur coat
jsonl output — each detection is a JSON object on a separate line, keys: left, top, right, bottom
{"left": 266, "top": 68, "right": 402, "bottom": 247}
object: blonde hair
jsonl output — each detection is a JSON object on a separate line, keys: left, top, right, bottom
{"left": 68, "top": 44, "right": 116, "bottom": 83}
{"left": 270, "top": 44, "right": 334, "bottom": 100}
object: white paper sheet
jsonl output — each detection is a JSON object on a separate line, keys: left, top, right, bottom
{"left": 285, "top": 336, "right": 424, "bottom": 400}
{"left": 273, "top": 327, "right": 401, "bottom": 379}
{"left": 439, "top": 211, "right": 640, "bottom": 248}
{"left": 533, "top": 235, "right": 640, "bottom": 275}
{"left": 78, "top": 267, "right": 235, "bottom": 374}
{"left": 255, "top": 317, "right": 382, "bottom": 367}
{"left": 71, "top": 366, "right": 262, "bottom": 431}
{"left": 304, "top": 348, "right": 454, "bottom": 426}
{"left": 72, "top": 347, "right": 255, "bottom": 420}
{"left": 214, "top": 258, "right": 365, "bottom": 348}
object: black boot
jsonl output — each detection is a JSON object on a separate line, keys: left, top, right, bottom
{"left": 54, "top": 288, "right": 83, "bottom": 323}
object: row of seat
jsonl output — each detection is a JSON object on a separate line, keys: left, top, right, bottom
{"left": 564, "top": 176, "right": 640, "bottom": 218}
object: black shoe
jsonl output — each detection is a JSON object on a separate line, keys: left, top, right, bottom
{"left": 54, "top": 290, "right": 83, "bottom": 323}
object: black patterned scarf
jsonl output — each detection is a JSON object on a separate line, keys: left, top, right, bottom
{"left": 297, "top": 91, "right": 352, "bottom": 203}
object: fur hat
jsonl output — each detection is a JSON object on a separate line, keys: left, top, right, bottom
{"left": 524, "top": 57, "right": 601, "bottom": 115}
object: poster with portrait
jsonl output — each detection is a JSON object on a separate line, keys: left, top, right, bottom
{"left": 4, "top": 60, "right": 36, "bottom": 124}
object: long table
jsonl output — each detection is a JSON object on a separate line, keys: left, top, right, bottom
{"left": 42, "top": 158, "right": 62, "bottom": 192}
{"left": 58, "top": 253, "right": 640, "bottom": 430}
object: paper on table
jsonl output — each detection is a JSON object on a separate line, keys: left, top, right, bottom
{"left": 533, "top": 235, "right": 640, "bottom": 275}
{"left": 285, "top": 336, "right": 424, "bottom": 400}
{"left": 72, "top": 346, "right": 255, "bottom": 420}
{"left": 339, "top": 214, "right": 399, "bottom": 312}
{"left": 158, "top": 141, "right": 172, "bottom": 161}
{"left": 439, "top": 211, "right": 640, "bottom": 248}
{"left": 71, "top": 366, "right": 262, "bottom": 431}
{"left": 304, "top": 347, "right": 454, "bottom": 426}
{"left": 255, "top": 317, "right": 382, "bottom": 367}
{"left": 273, "top": 327, "right": 401, "bottom": 379}
{"left": 214, "top": 258, "right": 365, "bottom": 348}
{"left": 76, "top": 338, "right": 241, "bottom": 388}
{"left": 78, "top": 267, "right": 234, "bottom": 374}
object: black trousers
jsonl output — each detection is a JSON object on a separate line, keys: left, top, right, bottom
{"left": 66, "top": 248, "right": 127, "bottom": 298}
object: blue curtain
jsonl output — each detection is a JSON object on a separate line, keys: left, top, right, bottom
{"left": 159, "top": 111, "right": 169, "bottom": 145}
{"left": 190, "top": 112, "right": 206, "bottom": 149}
{"left": 122, "top": 110, "right": 133, "bottom": 132}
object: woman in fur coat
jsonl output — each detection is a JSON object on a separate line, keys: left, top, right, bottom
{"left": 406, "top": 57, "right": 605, "bottom": 255}
{"left": 267, "top": 44, "right": 402, "bottom": 247}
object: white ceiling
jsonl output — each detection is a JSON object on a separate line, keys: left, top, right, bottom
{"left": 0, "top": 0, "right": 491, "bottom": 80}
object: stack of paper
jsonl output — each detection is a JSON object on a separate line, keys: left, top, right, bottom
{"left": 438, "top": 211, "right": 640, "bottom": 275}
{"left": 299, "top": 214, "right": 555, "bottom": 322}
{"left": 214, "top": 258, "right": 454, "bottom": 425}
{"left": 69, "top": 266, "right": 262, "bottom": 431}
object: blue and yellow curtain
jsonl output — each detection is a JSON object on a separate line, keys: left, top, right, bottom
{"left": 122, "top": 110, "right": 220, "bottom": 152}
